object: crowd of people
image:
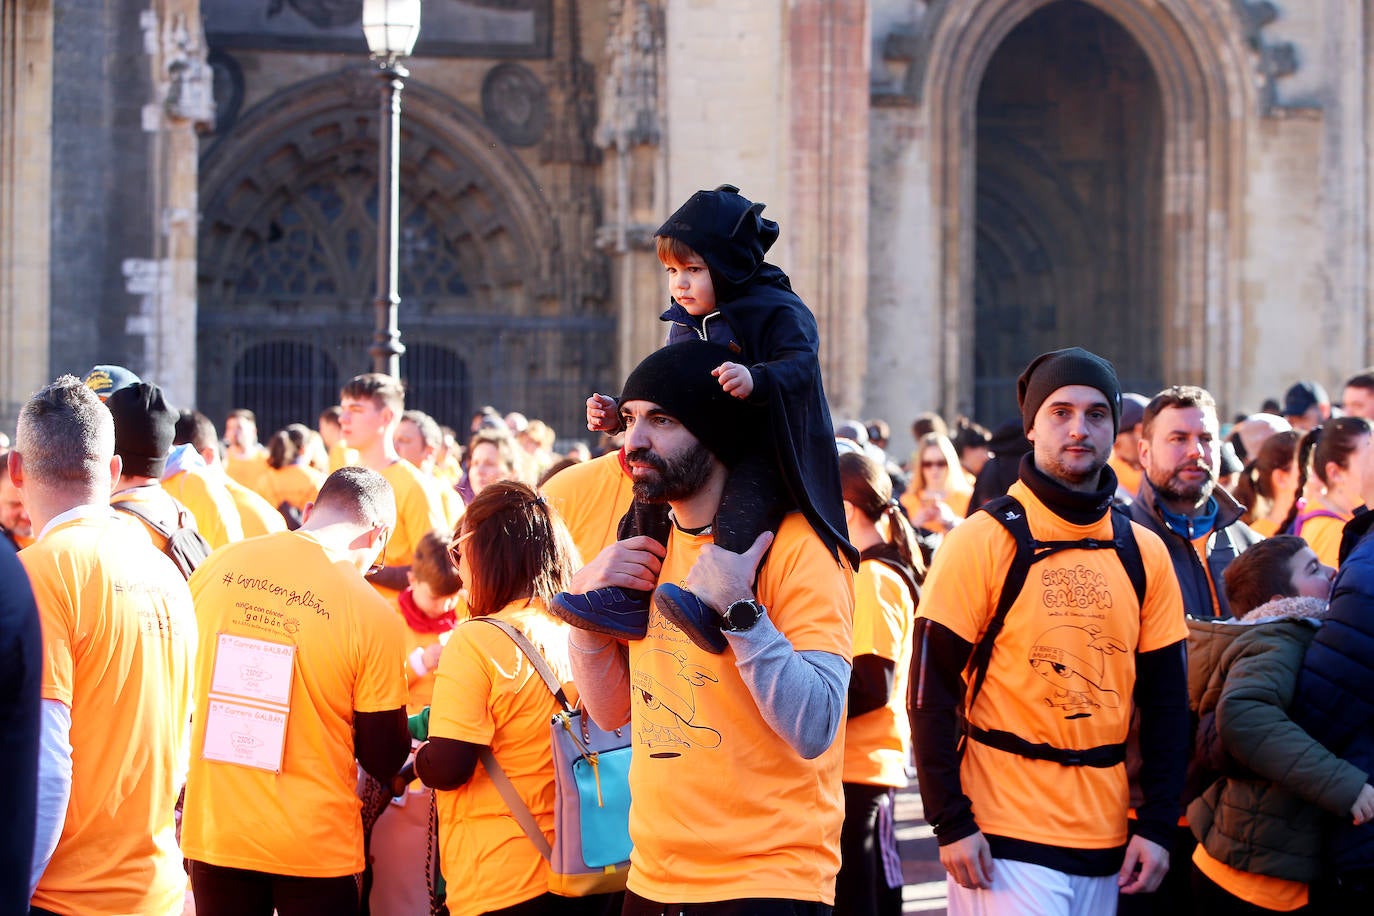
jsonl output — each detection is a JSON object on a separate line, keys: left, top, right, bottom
{"left": 6, "top": 184, "right": 1374, "bottom": 916}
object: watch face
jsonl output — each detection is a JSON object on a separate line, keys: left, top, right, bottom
{"left": 724, "top": 600, "right": 762, "bottom": 631}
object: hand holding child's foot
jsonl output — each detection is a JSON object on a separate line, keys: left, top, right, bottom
{"left": 586, "top": 392, "right": 619, "bottom": 432}
{"left": 713, "top": 362, "right": 754, "bottom": 399}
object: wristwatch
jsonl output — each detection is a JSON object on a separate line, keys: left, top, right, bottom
{"left": 721, "top": 598, "right": 766, "bottom": 632}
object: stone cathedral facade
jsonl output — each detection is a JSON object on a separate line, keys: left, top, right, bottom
{"left": 3, "top": 0, "right": 1371, "bottom": 456}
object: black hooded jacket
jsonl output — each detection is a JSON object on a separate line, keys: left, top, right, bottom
{"left": 657, "top": 186, "right": 856, "bottom": 566}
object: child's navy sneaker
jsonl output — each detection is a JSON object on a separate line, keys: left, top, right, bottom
{"left": 653, "top": 584, "right": 727, "bottom": 654}
{"left": 549, "top": 587, "right": 649, "bottom": 640}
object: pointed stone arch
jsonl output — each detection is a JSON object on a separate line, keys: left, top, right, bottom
{"left": 196, "top": 67, "right": 615, "bottom": 434}
{"left": 912, "top": 0, "right": 1256, "bottom": 415}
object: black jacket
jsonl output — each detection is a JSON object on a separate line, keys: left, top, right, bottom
{"left": 1129, "top": 482, "right": 1261, "bottom": 620}
{"left": 657, "top": 188, "right": 855, "bottom": 565}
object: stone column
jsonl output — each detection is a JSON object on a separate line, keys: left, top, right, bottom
{"left": 1, "top": 0, "right": 53, "bottom": 430}
{"left": 783, "top": 0, "right": 871, "bottom": 421}
{"left": 131, "top": 1, "right": 213, "bottom": 409}
{"left": 597, "top": 0, "right": 669, "bottom": 385}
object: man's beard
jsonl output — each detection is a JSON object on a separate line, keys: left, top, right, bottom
{"left": 1037, "top": 444, "right": 1107, "bottom": 487}
{"left": 627, "top": 441, "right": 715, "bottom": 503}
{"left": 1149, "top": 463, "right": 1216, "bottom": 506}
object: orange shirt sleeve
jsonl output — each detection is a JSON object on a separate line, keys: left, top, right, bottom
{"left": 429, "top": 625, "right": 497, "bottom": 745}
{"left": 354, "top": 591, "right": 409, "bottom": 713}
{"left": 21, "top": 550, "right": 76, "bottom": 708}
{"left": 916, "top": 511, "right": 1009, "bottom": 645}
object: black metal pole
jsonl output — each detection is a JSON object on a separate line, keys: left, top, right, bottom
{"left": 371, "top": 61, "right": 407, "bottom": 377}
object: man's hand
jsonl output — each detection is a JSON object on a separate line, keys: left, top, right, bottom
{"left": 940, "top": 832, "right": 994, "bottom": 890}
{"left": 421, "top": 641, "right": 443, "bottom": 673}
{"left": 587, "top": 393, "right": 619, "bottom": 432}
{"left": 684, "top": 531, "right": 773, "bottom": 614}
{"left": 712, "top": 362, "right": 754, "bottom": 399}
{"left": 1352, "top": 783, "right": 1374, "bottom": 825}
{"left": 569, "top": 536, "right": 665, "bottom": 595}
{"left": 1117, "top": 834, "right": 1169, "bottom": 894}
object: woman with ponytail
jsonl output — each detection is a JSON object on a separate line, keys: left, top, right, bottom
{"left": 1233, "top": 430, "right": 1301, "bottom": 537}
{"left": 1292, "top": 417, "right": 1373, "bottom": 567}
{"left": 834, "top": 452, "right": 922, "bottom": 916}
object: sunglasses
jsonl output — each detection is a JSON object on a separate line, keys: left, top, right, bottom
{"left": 921, "top": 460, "right": 948, "bottom": 469}
{"left": 447, "top": 530, "right": 473, "bottom": 567}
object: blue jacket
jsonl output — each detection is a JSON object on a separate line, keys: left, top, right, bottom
{"left": 1293, "top": 508, "right": 1374, "bottom": 873}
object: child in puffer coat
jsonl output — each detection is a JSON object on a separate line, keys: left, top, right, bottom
{"left": 1186, "top": 536, "right": 1374, "bottom": 914}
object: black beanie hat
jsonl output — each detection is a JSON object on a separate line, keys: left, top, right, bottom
{"left": 106, "top": 382, "right": 176, "bottom": 478}
{"left": 654, "top": 184, "right": 779, "bottom": 287}
{"left": 1017, "top": 347, "right": 1122, "bottom": 436}
{"left": 620, "top": 341, "right": 757, "bottom": 467}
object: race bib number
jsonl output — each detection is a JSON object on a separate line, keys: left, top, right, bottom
{"left": 202, "top": 633, "right": 296, "bottom": 772}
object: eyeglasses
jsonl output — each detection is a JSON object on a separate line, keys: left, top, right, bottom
{"left": 921, "top": 460, "right": 948, "bottom": 469}
{"left": 366, "top": 525, "right": 391, "bottom": 577}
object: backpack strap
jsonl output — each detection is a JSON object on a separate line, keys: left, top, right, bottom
{"left": 112, "top": 500, "right": 175, "bottom": 539}
{"left": 966, "top": 495, "right": 1034, "bottom": 713}
{"left": 467, "top": 616, "right": 573, "bottom": 862}
{"left": 1293, "top": 507, "right": 1347, "bottom": 536}
{"left": 112, "top": 498, "right": 197, "bottom": 537}
{"left": 1110, "top": 506, "right": 1147, "bottom": 608}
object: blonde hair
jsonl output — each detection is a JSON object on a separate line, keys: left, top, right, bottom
{"left": 913, "top": 433, "right": 972, "bottom": 496}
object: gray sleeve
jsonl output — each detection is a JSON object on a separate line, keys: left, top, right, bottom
{"left": 32, "top": 699, "right": 72, "bottom": 896}
{"left": 567, "top": 629, "right": 633, "bottom": 730}
{"left": 727, "top": 615, "right": 851, "bottom": 759}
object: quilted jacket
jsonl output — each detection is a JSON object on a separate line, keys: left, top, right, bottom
{"left": 1188, "top": 596, "right": 1368, "bottom": 882}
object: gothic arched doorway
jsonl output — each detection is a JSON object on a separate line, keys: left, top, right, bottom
{"left": 972, "top": 0, "right": 1163, "bottom": 423}
{"left": 197, "top": 69, "right": 615, "bottom": 438}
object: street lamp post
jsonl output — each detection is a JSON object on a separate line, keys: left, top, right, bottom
{"left": 362, "top": 0, "right": 422, "bottom": 378}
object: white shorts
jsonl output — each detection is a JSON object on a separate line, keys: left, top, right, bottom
{"left": 945, "top": 858, "right": 1118, "bottom": 916}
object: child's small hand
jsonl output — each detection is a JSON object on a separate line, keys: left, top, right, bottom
{"left": 713, "top": 362, "right": 754, "bottom": 399}
{"left": 587, "top": 393, "right": 619, "bottom": 432}
{"left": 421, "top": 641, "right": 444, "bottom": 672}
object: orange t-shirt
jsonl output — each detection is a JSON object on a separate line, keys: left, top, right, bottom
{"left": 540, "top": 450, "right": 635, "bottom": 566}
{"left": 1248, "top": 516, "right": 1280, "bottom": 538}
{"left": 844, "top": 557, "right": 915, "bottom": 788}
{"left": 899, "top": 485, "right": 971, "bottom": 528}
{"left": 22, "top": 511, "right": 197, "bottom": 916}
{"left": 164, "top": 466, "right": 245, "bottom": 549}
{"left": 373, "top": 460, "right": 448, "bottom": 603}
{"left": 428, "top": 601, "right": 574, "bottom": 916}
{"left": 328, "top": 441, "right": 359, "bottom": 473}
{"left": 223, "top": 476, "right": 288, "bottom": 538}
{"left": 437, "top": 479, "right": 465, "bottom": 533}
{"left": 402, "top": 595, "right": 470, "bottom": 713}
{"left": 626, "top": 512, "right": 854, "bottom": 905}
{"left": 226, "top": 450, "right": 269, "bottom": 492}
{"left": 918, "top": 480, "right": 1187, "bottom": 850}
{"left": 181, "top": 529, "right": 408, "bottom": 877}
{"left": 257, "top": 463, "right": 325, "bottom": 513}
{"left": 1109, "top": 454, "right": 1143, "bottom": 500}
{"left": 1192, "top": 843, "right": 1308, "bottom": 911}
{"left": 1296, "top": 510, "right": 1348, "bottom": 568}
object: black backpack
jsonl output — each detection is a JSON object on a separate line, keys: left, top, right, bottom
{"left": 113, "top": 500, "right": 212, "bottom": 580}
{"left": 960, "top": 494, "right": 1147, "bottom": 767}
